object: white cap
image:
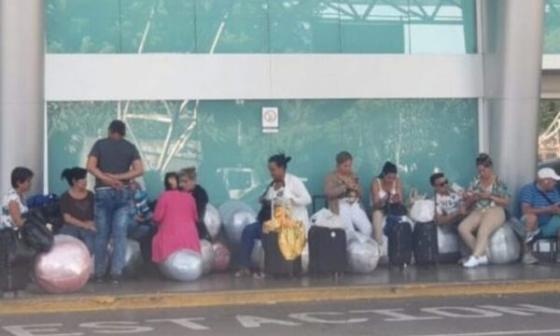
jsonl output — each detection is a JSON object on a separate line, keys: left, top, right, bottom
{"left": 538, "top": 167, "right": 560, "bottom": 181}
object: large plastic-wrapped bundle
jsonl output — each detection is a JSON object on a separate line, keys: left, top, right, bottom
{"left": 204, "top": 204, "right": 222, "bottom": 239}
{"left": 34, "top": 235, "right": 92, "bottom": 294}
{"left": 300, "top": 244, "right": 309, "bottom": 274}
{"left": 200, "top": 240, "right": 215, "bottom": 274}
{"left": 219, "top": 201, "right": 256, "bottom": 245}
{"left": 107, "top": 239, "right": 143, "bottom": 276}
{"left": 122, "top": 239, "right": 143, "bottom": 276}
{"left": 211, "top": 242, "right": 231, "bottom": 272}
{"left": 160, "top": 250, "right": 203, "bottom": 282}
{"left": 378, "top": 235, "right": 389, "bottom": 265}
{"left": 347, "top": 239, "right": 380, "bottom": 274}
{"left": 436, "top": 226, "right": 461, "bottom": 263}
{"left": 488, "top": 224, "right": 521, "bottom": 264}
{"left": 250, "top": 240, "right": 265, "bottom": 270}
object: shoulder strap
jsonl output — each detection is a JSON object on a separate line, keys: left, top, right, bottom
{"left": 535, "top": 183, "right": 555, "bottom": 205}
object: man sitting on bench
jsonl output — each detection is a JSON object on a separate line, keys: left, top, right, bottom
{"left": 518, "top": 168, "right": 560, "bottom": 264}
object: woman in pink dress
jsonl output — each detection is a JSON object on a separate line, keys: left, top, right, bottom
{"left": 152, "top": 173, "right": 201, "bottom": 264}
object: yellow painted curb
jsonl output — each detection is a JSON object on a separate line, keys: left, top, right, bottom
{"left": 2, "top": 280, "right": 560, "bottom": 316}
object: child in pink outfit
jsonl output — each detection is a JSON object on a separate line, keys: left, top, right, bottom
{"left": 152, "top": 178, "right": 200, "bottom": 263}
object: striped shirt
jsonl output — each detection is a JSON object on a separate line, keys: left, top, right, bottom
{"left": 519, "top": 183, "right": 560, "bottom": 226}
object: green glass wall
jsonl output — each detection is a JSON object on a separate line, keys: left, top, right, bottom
{"left": 46, "top": 0, "right": 477, "bottom": 54}
{"left": 47, "top": 99, "right": 478, "bottom": 208}
{"left": 545, "top": 0, "right": 560, "bottom": 53}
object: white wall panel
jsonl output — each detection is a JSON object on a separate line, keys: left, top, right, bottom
{"left": 46, "top": 54, "right": 483, "bottom": 101}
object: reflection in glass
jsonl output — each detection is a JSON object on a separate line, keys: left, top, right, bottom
{"left": 48, "top": 99, "right": 478, "bottom": 207}
{"left": 46, "top": 0, "right": 477, "bottom": 54}
{"left": 545, "top": 0, "right": 560, "bottom": 54}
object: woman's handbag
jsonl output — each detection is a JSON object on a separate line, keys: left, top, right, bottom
{"left": 21, "top": 210, "right": 54, "bottom": 253}
{"left": 1, "top": 229, "right": 35, "bottom": 265}
{"left": 385, "top": 202, "right": 408, "bottom": 217}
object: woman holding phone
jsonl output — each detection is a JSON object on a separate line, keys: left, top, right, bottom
{"left": 371, "top": 161, "right": 404, "bottom": 245}
{"left": 459, "top": 153, "right": 510, "bottom": 268}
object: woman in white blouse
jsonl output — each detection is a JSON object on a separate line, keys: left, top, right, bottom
{"left": 236, "top": 154, "right": 311, "bottom": 278}
{"left": 1, "top": 167, "right": 34, "bottom": 230}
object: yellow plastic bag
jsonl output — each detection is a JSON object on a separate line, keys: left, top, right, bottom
{"left": 278, "top": 222, "right": 306, "bottom": 261}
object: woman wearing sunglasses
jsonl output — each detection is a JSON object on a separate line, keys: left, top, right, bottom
{"left": 459, "top": 154, "right": 511, "bottom": 268}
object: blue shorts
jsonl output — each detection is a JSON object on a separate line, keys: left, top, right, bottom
{"left": 540, "top": 215, "right": 560, "bottom": 238}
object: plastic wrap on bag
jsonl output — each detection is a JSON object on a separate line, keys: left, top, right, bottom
{"left": 437, "top": 226, "right": 460, "bottom": 254}
{"left": 204, "top": 204, "right": 222, "bottom": 239}
{"left": 224, "top": 211, "right": 256, "bottom": 245}
{"left": 250, "top": 240, "right": 265, "bottom": 270}
{"left": 378, "top": 235, "right": 389, "bottom": 265}
{"left": 123, "top": 239, "right": 143, "bottom": 276}
{"left": 310, "top": 208, "right": 345, "bottom": 229}
{"left": 347, "top": 239, "right": 380, "bottom": 274}
{"left": 34, "top": 235, "right": 92, "bottom": 294}
{"left": 200, "top": 239, "right": 215, "bottom": 275}
{"left": 488, "top": 224, "right": 521, "bottom": 264}
{"left": 410, "top": 200, "right": 435, "bottom": 223}
{"left": 301, "top": 244, "right": 309, "bottom": 274}
{"left": 219, "top": 201, "right": 256, "bottom": 231}
{"left": 160, "top": 250, "right": 203, "bottom": 282}
{"left": 211, "top": 242, "right": 231, "bottom": 272}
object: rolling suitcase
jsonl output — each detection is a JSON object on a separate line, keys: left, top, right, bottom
{"left": 0, "top": 230, "right": 31, "bottom": 293}
{"left": 412, "top": 221, "right": 438, "bottom": 265}
{"left": 308, "top": 226, "right": 347, "bottom": 275}
{"left": 262, "top": 232, "right": 302, "bottom": 277}
{"left": 386, "top": 216, "right": 413, "bottom": 267}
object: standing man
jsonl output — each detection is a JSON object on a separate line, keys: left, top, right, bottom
{"left": 87, "top": 120, "right": 144, "bottom": 284}
{"left": 517, "top": 168, "right": 560, "bottom": 265}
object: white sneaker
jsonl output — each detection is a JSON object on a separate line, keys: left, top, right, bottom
{"left": 463, "top": 255, "right": 483, "bottom": 268}
{"left": 522, "top": 252, "right": 539, "bottom": 265}
{"left": 478, "top": 255, "right": 489, "bottom": 265}
{"left": 525, "top": 229, "right": 540, "bottom": 244}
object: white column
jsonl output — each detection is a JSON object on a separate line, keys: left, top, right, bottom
{"left": 0, "top": 0, "right": 45, "bottom": 194}
{"left": 481, "top": 0, "right": 545, "bottom": 203}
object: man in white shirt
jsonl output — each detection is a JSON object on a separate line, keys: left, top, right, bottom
{"left": 431, "top": 173, "right": 466, "bottom": 226}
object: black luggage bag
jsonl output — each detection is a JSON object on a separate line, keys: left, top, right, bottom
{"left": 308, "top": 226, "right": 347, "bottom": 275}
{"left": 412, "top": 221, "right": 438, "bottom": 266}
{"left": 0, "top": 230, "right": 31, "bottom": 293}
{"left": 262, "top": 232, "right": 302, "bottom": 277}
{"left": 386, "top": 216, "right": 413, "bottom": 267}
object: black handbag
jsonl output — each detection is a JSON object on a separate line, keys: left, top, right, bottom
{"left": 21, "top": 210, "right": 54, "bottom": 253}
{"left": 385, "top": 202, "right": 408, "bottom": 217}
{"left": 257, "top": 182, "right": 274, "bottom": 224}
{"left": 0, "top": 229, "right": 36, "bottom": 265}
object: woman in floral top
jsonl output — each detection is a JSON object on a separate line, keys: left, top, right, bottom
{"left": 459, "top": 153, "right": 510, "bottom": 268}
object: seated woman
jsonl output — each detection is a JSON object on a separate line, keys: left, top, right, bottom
{"left": 459, "top": 153, "right": 510, "bottom": 268}
{"left": 164, "top": 172, "right": 179, "bottom": 191}
{"left": 324, "top": 151, "right": 372, "bottom": 238}
{"left": 371, "top": 161, "right": 404, "bottom": 245}
{"left": 179, "top": 167, "right": 211, "bottom": 240}
{"left": 1, "top": 167, "right": 34, "bottom": 292}
{"left": 1, "top": 167, "right": 34, "bottom": 231}
{"left": 236, "top": 154, "right": 311, "bottom": 278}
{"left": 58, "top": 167, "right": 96, "bottom": 254}
{"left": 151, "top": 175, "right": 200, "bottom": 265}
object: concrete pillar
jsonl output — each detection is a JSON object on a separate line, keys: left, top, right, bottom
{"left": 0, "top": 0, "right": 45, "bottom": 194}
{"left": 481, "top": 0, "right": 545, "bottom": 204}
